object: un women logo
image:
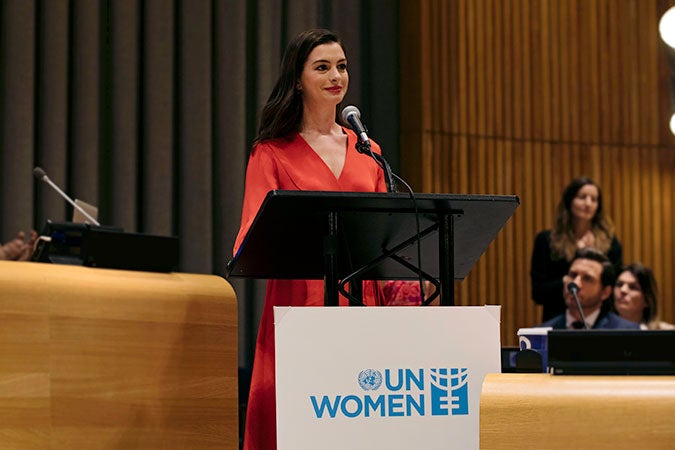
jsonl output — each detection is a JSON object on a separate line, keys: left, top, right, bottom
{"left": 357, "top": 369, "right": 383, "bottom": 391}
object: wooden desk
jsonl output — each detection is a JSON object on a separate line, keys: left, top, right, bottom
{"left": 0, "top": 261, "right": 238, "bottom": 449}
{"left": 480, "top": 373, "right": 675, "bottom": 449}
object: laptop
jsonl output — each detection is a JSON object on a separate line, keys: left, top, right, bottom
{"left": 548, "top": 329, "right": 675, "bottom": 375}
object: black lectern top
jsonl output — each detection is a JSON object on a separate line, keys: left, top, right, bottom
{"left": 227, "top": 190, "right": 519, "bottom": 281}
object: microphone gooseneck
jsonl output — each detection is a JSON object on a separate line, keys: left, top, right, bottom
{"left": 567, "top": 281, "right": 589, "bottom": 329}
{"left": 33, "top": 166, "right": 101, "bottom": 226}
{"left": 341, "top": 105, "right": 396, "bottom": 193}
{"left": 338, "top": 106, "right": 431, "bottom": 305}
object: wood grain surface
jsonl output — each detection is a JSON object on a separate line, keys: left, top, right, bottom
{"left": 401, "top": 0, "right": 675, "bottom": 344}
{"left": 481, "top": 373, "right": 675, "bottom": 449}
{"left": 0, "top": 261, "right": 237, "bottom": 449}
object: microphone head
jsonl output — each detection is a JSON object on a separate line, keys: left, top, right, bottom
{"left": 567, "top": 282, "right": 579, "bottom": 294}
{"left": 341, "top": 105, "right": 360, "bottom": 122}
{"left": 33, "top": 166, "right": 47, "bottom": 180}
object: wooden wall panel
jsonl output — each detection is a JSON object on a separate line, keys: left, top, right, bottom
{"left": 401, "top": 0, "right": 675, "bottom": 345}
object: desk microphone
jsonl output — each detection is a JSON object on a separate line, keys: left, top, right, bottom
{"left": 33, "top": 166, "right": 100, "bottom": 226}
{"left": 567, "top": 282, "right": 589, "bottom": 329}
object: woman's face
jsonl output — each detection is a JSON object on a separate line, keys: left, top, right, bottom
{"left": 298, "top": 42, "right": 348, "bottom": 109}
{"left": 613, "top": 270, "right": 646, "bottom": 322}
{"left": 570, "top": 183, "right": 599, "bottom": 222}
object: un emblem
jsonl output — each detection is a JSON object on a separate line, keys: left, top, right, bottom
{"left": 358, "top": 369, "right": 383, "bottom": 391}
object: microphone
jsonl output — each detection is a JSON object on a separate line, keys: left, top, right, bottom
{"left": 567, "top": 282, "right": 589, "bottom": 329}
{"left": 340, "top": 106, "right": 426, "bottom": 304}
{"left": 341, "top": 105, "right": 370, "bottom": 145}
{"left": 33, "top": 167, "right": 100, "bottom": 226}
{"left": 341, "top": 105, "right": 396, "bottom": 192}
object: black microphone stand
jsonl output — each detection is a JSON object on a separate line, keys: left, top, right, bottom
{"left": 349, "top": 136, "right": 431, "bottom": 307}
{"left": 356, "top": 141, "right": 397, "bottom": 193}
{"left": 341, "top": 139, "right": 398, "bottom": 306}
{"left": 568, "top": 282, "right": 590, "bottom": 329}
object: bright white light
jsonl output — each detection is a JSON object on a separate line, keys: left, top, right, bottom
{"left": 670, "top": 112, "right": 675, "bottom": 136}
{"left": 660, "top": 7, "right": 675, "bottom": 49}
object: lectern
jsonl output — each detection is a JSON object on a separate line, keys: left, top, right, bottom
{"left": 227, "top": 190, "right": 519, "bottom": 305}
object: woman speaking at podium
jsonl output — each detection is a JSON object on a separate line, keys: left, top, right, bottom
{"left": 233, "top": 29, "right": 388, "bottom": 450}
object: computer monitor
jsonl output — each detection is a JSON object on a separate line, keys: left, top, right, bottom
{"left": 31, "top": 221, "right": 178, "bottom": 272}
{"left": 548, "top": 329, "right": 675, "bottom": 375}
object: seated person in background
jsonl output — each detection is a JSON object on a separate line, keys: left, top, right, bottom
{"left": 539, "top": 248, "right": 639, "bottom": 330}
{"left": 613, "top": 263, "right": 675, "bottom": 330}
{"left": 0, "top": 230, "right": 37, "bottom": 261}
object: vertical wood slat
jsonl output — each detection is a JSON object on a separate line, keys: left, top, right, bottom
{"left": 598, "top": 0, "right": 612, "bottom": 144}
{"left": 492, "top": 0, "right": 503, "bottom": 138}
{"left": 608, "top": 0, "right": 622, "bottom": 142}
{"left": 440, "top": 0, "right": 451, "bottom": 135}
{"left": 511, "top": 0, "right": 523, "bottom": 139}
{"left": 476, "top": 0, "right": 487, "bottom": 137}
{"left": 558, "top": 0, "right": 571, "bottom": 142}
{"left": 581, "top": 0, "right": 599, "bottom": 142}
{"left": 501, "top": 0, "right": 513, "bottom": 140}
{"left": 401, "top": 0, "right": 675, "bottom": 345}
{"left": 466, "top": 0, "right": 477, "bottom": 136}
{"left": 628, "top": 1, "right": 642, "bottom": 143}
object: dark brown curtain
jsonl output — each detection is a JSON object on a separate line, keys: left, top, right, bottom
{"left": 0, "top": 0, "right": 400, "bottom": 367}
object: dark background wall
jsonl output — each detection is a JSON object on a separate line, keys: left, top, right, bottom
{"left": 0, "top": 0, "right": 399, "bottom": 368}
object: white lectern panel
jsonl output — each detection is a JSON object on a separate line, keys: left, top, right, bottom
{"left": 275, "top": 306, "right": 501, "bottom": 450}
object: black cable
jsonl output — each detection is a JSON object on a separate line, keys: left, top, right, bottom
{"left": 357, "top": 142, "right": 428, "bottom": 305}
{"left": 392, "top": 174, "right": 427, "bottom": 304}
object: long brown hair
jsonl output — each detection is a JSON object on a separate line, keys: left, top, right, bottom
{"left": 615, "top": 263, "right": 660, "bottom": 327}
{"left": 550, "top": 177, "right": 615, "bottom": 261}
{"left": 253, "top": 29, "right": 345, "bottom": 147}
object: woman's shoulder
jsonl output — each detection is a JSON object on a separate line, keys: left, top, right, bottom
{"left": 657, "top": 320, "right": 675, "bottom": 330}
{"left": 249, "top": 134, "right": 304, "bottom": 164}
{"left": 643, "top": 320, "right": 675, "bottom": 330}
{"left": 534, "top": 229, "right": 553, "bottom": 242}
{"left": 607, "top": 235, "right": 623, "bottom": 255}
{"left": 253, "top": 133, "right": 299, "bottom": 152}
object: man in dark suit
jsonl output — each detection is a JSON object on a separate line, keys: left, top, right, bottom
{"left": 540, "top": 248, "right": 639, "bottom": 330}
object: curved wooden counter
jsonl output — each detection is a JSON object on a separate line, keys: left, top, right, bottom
{"left": 480, "top": 373, "right": 675, "bottom": 449}
{"left": 0, "top": 261, "right": 238, "bottom": 449}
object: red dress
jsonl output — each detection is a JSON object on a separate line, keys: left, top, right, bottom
{"left": 234, "top": 129, "right": 387, "bottom": 450}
